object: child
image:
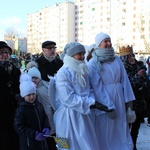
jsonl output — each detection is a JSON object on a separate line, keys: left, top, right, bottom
{"left": 14, "top": 73, "right": 50, "bottom": 150}
{"left": 27, "top": 64, "right": 57, "bottom": 150}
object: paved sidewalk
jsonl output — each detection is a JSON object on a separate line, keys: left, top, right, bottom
{"left": 137, "top": 118, "right": 150, "bottom": 150}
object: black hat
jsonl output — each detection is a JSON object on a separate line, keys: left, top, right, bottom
{"left": 0, "top": 41, "right": 12, "bottom": 54}
{"left": 42, "top": 41, "right": 56, "bottom": 48}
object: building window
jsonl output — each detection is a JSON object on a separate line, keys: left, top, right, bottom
{"left": 80, "top": 22, "right": 83, "bottom": 25}
{"left": 107, "top": 18, "right": 110, "bottom": 21}
{"left": 122, "top": 22, "right": 125, "bottom": 26}
{"left": 122, "top": 9, "right": 126, "bottom": 13}
{"left": 141, "top": 28, "right": 144, "bottom": 31}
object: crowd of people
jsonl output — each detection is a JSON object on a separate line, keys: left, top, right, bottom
{"left": 0, "top": 32, "right": 150, "bottom": 150}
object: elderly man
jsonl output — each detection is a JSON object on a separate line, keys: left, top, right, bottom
{"left": 36, "top": 41, "right": 63, "bottom": 81}
{"left": 0, "top": 41, "right": 21, "bottom": 150}
{"left": 36, "top": 41, "right": 63, "bottom": 150}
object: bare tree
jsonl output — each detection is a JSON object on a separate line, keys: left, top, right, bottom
{"left": 4, "top": 27, "right": 19, "bottom": 39}
{"left": 137, "top": 15, "right": 150, "bottom": 53}
{"left": 4, "top": 27, "right": 25, "bottom": 56}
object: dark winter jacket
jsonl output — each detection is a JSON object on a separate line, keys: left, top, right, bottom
{"left": 36, "top": 54, "right": 63, "bottom": 81}
{"left": 0, "top": 62, "right": 21, "bottom": 127}
{"left": 14, "top": 99, "right": 50, "bottom": 150}
{"left": 124, "top": 60, "right": 148, "bottom": 114}
{"left": 0, "top": 61, "right": 21, "bottom": 150}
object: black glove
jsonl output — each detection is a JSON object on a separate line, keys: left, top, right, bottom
{"left": 90, "top": 101, "right": 113, "bottom": 112}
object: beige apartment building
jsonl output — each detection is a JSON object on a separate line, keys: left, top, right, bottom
{"left": 27, "top": 0, "right": 150, "bottom": 54}
{"left": 27, "top": 1, "right": 75, "bottom": 54}
{"left": 5, "top": 37, "right": 27, "bottom": 55}
{"left": 75, "top": 0, "right": 150, "bottom": 53}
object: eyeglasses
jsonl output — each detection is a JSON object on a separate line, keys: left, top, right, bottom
{"left": 45, "top": 46, "right": 57, "bottom": 50}
{"left": 0, "top": 50, "right": 10, "bottom": 55}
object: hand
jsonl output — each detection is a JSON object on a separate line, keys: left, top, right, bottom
{"left": 127, "top": 107, "right": 136, "bottom": 123}
{"left": 138, "top": 69, "right": 145, "bottom": 76}
{"left": 90, "top": 101, "right": 113, "bottom": 112}
{"left": 107, "top": 109, "right": 117, "bottom": 119}
{"left": 35, "top": 131, "right": 46, "bottom": 141}
{"left": 42, "top": 128, "right": 50, "bottom": 136}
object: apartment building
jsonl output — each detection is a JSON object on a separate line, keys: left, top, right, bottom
{"left": 27, "top": 0, "right": 150, "bottom": 53}
{"left": 27, "top": 1, "right": 75, "bottom": 53}
{"left": 5, "top": 38, "right": 27, "bottom": 55}
{"left": 75, "top": 0, "right": 150, "bottom": 53}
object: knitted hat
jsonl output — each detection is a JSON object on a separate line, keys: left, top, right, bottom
{"left": 28, "top": 67, "right": 41, "bottom": 79}
{"left": 66, "top": 42, "right": 85, "bottom": 57}
{"left": 19, "top": 73, "right": 36, "bottom": 97}
{"left": 95, "top": 32, "right": 110, "bottom": 47}
{"left": 26, "top": 61, "right": 38, "bottom": 71}
{"left": 60, "top": 43, "right": 71, "bottom": 60}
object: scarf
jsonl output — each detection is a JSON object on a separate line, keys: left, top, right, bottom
{"left": 44, "top": 54, "right": 55, "bottom": 62}
{"left": 92, "top": 47, "right": 115, "bottom": 71}
{"left": 0, "top": 60, "right": 13, "bottom": 74}
{"left": 63, "top": 55, "right": 89, "bottom": 87}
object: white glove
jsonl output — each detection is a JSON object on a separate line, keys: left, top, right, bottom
{"left": 127, "top": 107, "right": 136, "bottom": 123}
{"left": 107, "top": 109, "right": 117, "bottom": 120}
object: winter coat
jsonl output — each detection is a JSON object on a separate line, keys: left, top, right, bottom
{"left": 14, "top": 99, "right": 50, "bottom": 150}
{"left": 125, "top": 60, "right": 148, "bottom": 113}
{"left": 36, "top": 80, "right": 55, "bottom": 135}
{"left": 0, "top": 61, "right": 21, "bottom": 150}
{"left": 120, "top": 55, "right": 148, "bottom": 115}
{"left": 36, "top": 54, "right": 63, "bottom": 81}
{"left": 124, "top": 60, "right": 148, "bottom": 115}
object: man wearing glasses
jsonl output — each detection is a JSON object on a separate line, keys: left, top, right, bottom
{"left": 36, "top": 41, "right": 63, "bottom": 150}
{"left": 36, "top": 41, "right": 63, "bottom": 81}
{"left": 0, "top": 41, "right": 20, "bottom": 150}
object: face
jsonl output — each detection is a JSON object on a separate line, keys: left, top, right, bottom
{"left": 32, "top": 77, "right": 40, "bottom": 85}
{"left": 24, "top": 93, "right": 36, "bottom": 103}
{"left": 99, "top": 38, "right": 112, "bottom": 49}
{"left": 0, "top": 47, "right": 11, "bottom": 61}
{"left": 42, "top": 44, "right": 57, "bottom": 58}
{"left": 73, "top": 51, "right": 85, "bottom": 61}
{"left": 127, "top": 54, "right": 135, "bottom": 64}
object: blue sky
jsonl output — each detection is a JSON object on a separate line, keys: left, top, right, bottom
{"left": 0, "top": 0, "right": 74, "bottom": 39}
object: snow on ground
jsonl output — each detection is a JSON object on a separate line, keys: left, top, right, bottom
{"left": 137, "top": 118, "right": 150, "bottom": 150}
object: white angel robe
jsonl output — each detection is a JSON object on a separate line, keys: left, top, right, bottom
{"left": 54, "top": 66, "right": 100, "bottom": 150}
{"left": 87, "top": 56, "right": 135, "bottom": 150}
